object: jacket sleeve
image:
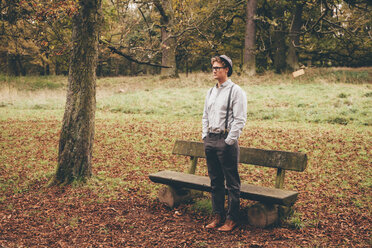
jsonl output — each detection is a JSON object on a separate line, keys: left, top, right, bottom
{"left": 225, "top": 86, "right": 247, "bottom": 145}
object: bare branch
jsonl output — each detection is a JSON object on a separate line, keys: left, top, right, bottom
{"left": 138, "top": 5, "right": 153, "bottom": 42}
{"left": 153, "top": 0, "right": 169, "bottom": 23}
{"left": 99, "top": 39, "right": 170, "bottom": 68}
{"left": 300, "top": 0, "right": 331, "bottom": 35}
{"left": 322, "top": 18, "right": 354, "bottom": 36}
{"left": 222, "top": 15, "right": 245, "bottom": 33}
{"left": 195, "top": 26, "right": 218, "bottom": 52}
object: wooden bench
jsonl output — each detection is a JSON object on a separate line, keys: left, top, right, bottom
{"left": 149, "top": 140, "right": 307, "bottom": 227}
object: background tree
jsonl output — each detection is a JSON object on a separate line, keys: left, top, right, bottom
{"left": 243, "top": 0, "right": 257, "bottom": 75}
{"left": 0, "top": 0, "right": 371, "bottom": 77}
{"left": 50, "top": 0, "right": 102, "bottom": 185}
{"left": 286, "top": 0, "right": 304, "bottom": 71}
{"left": 153, "top": 0, "right": 177, "bottom": 77}
{"left": 272, "top": 2, "right": 287, "bottom": 73}
{"left": 0, "top": 0, "right": 74, "bottom": 76}
{"left": 300, "top": 0, "right": 372, "bottom": 67}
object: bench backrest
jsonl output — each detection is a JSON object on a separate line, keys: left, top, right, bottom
{"left": 172, "top": 140, "right": 307, "bottom": 172}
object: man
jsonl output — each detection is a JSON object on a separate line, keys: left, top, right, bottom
{"left": 202, "top": 55, "right": 247, "bottom": 232}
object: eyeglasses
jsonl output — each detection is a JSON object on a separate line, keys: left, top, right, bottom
{"left": 212, "top": 66, "right": 227, "bottom": 71}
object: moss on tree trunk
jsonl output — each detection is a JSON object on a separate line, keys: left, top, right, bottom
{"left": 50, "top": 0, "right": 102, "bottom": 186}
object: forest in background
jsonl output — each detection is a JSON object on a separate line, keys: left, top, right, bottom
{"left": 1, "top": 0, "right": 371, "bottom": 77}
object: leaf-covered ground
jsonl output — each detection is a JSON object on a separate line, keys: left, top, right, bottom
{"left": 0, "top": 114, "right": 370, "bottom": 247}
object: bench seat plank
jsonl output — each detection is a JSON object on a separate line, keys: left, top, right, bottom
{"left": 149, "top": 170, "right": 298, "bottom": 206}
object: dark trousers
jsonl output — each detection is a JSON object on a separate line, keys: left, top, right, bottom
{"left": 204, "top": 133, "right": 240, "bottom": 221}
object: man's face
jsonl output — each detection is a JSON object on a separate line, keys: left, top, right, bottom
{"left": 212, "top": 61, "right": 228, "bottom": 81}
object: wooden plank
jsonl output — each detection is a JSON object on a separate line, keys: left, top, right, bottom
{"left": 150, "top": 170, "right": 211, "bottom": 192}
{"left": 275, "top": 168, "right": 286, "bottom": 189}
{"left": 292, "top": 69, "right": 305, "bottom": 78}
{"left": 149, "top": 170, "right": 298, "bottom": 206}
{"left": 188, "top": 156, "right": 198, "bottom": 174}
{"left": 172, "top": 140, "right": 206, "bottom": 158}
{"left": 172, "top": 140, "right": 307, "bottom": 171}
{"left": 240, "top": 147, "right": 307, "bottom": 172}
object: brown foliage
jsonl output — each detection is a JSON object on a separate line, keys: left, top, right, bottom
{"left": 0, "top": 118, "right": 370, "bottom": 247}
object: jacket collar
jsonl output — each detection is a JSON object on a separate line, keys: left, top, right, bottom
{"left": 215, "top": 79, "right": 232, "bottom": 88}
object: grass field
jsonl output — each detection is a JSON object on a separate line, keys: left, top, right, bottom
{"left": 0, "top": 68, "right": 371, "bottom": 247}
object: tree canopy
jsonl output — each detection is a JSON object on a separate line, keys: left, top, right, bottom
{"left": 1, "top": 0, "right": 371, "bottom": 76}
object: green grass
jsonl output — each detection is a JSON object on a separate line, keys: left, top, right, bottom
{"left": 98, "top": 81, "right": 372, "bottom": 126}
{"left": 0, "top": 74, "right": 67, "bottom": 90}
{"left": 1, "top": 69, "right": 371, "bottom": 125}
{"left": 320, "top": 69, "right": 370, "bottom": 84}
{"left": 190, "top": 197, "right": 213, "bottom": 216}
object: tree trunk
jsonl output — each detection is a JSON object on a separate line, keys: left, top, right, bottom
{"left": 55, "top": 59, "right": 61, "bottom": 75}
{"left": 286, "top": 2, "right": 303, "bottom": 71}
{"left": 161, "top": 26, "right": 177, "bottom": 77}
{"left": 273, "top": 7, "right": 286, "bottom": 74}
{"left": 186, "top": 55, "right": 189, "bottom": 77}
{"left": 243, "top": 0, "right": 257, "bottom": 76}
{"left": 45, "top": 53, "right": 50, "bottom": 75}
{"left": 16, "top": 54, "right": 26, "bottom": 76}
{"left": 7, "top": 54, "right": 19, "bottom": 76}
{"left": 155, "top": 0, "right": 177, "bottom": 78}
{"left": 247, "top": 203, "right": 278, "bottom": 228}
{"left": 50, "top": 0, "right": 102, "bottom": 186}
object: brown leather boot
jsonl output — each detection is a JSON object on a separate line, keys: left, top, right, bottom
{"left": 217, "top": 219, "right": 238, "bottom": 232}
{"left": 205, "top": 214, "right": 224, "bottom": 229}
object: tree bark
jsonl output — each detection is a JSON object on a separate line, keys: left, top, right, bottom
{"left": 243, "top": 0, "right": 257, "bottom": 76}
{"left": 51, "top": 0, "right": 102, "bottom": 185}
{"left": 16, "top": 54, "right": 26, "bottom": 76}
{"left": 247, "top": 203, "right": 278, "bottom": 228}
{"left": 286, "top": 2, "right": 303, "bottom": 71}
{"left": 161, "top": 26, "right": 177, "bottom": 77}
{"left": 154, "top": 0, "right": 177, "bottom": 78}
{"left": 45, "top": 52, "right": 50, "bottom": 75}
{"left": 273, "top": 6, "right": 286, "bottom": 74}
{"left": 7, "top": 54, "right": 19, "bottom": 76}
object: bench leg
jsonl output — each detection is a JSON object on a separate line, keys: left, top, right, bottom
{"left": 278, "top": 205, "right": 294, "bottom": 223}
{"left": 247, "top": 203, "right": 279, "bottom": 228}
{"left": 157, "top": 186, "right": 191, "bottom": 208}
{"left": 247, "top": 203, "right": 295, "bottom": 228}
